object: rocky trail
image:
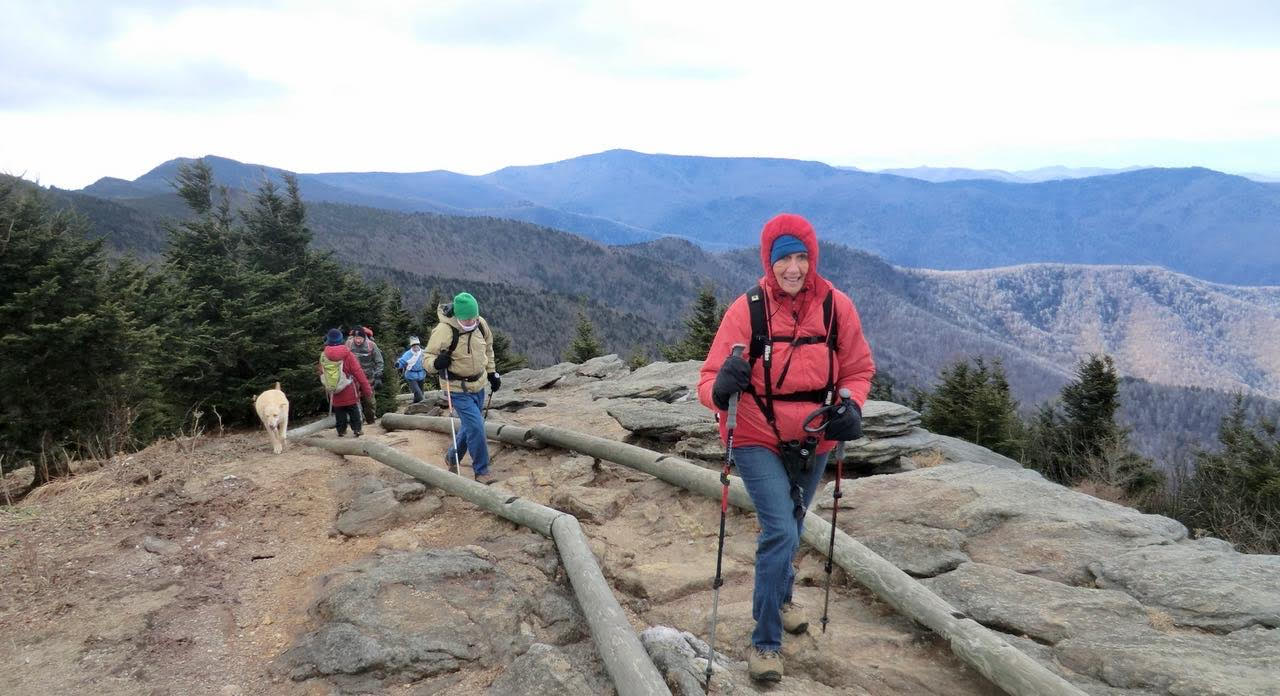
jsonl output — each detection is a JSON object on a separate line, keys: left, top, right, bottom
{"left": 2, "top": 357, "right": 1277, "bottom": 695}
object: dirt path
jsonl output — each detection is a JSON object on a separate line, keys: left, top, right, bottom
{"left": 1, "top": 388, "right": 1002, "bottom": 695}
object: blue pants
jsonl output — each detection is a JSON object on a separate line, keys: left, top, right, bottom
{"left": 445, "top": 389, "right": 489, "bottom": 476}
{"left": 406, "top": 378, "right": 425, "bottom": 403}
{"left": 733, "top": 445, "right": 829, "bottom": 651}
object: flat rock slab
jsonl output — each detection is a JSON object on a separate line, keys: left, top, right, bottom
{"left": 587, "top": 360, "right": 702, "bottom": 402}
{"left": 824, "top": 463, "right": 1187, "bottom": 584}
{"left": 549, "top": 485, "right": 630, "bottom": 523}
{"left": 861, "top": 400, "right": 922, "bottom": 438}
{"left": 1090, "top": 537, "right": 1280, "bottom": 632}
{"left": 335, "top": 486, "right": 443, "bottom": 537}
{"left": 280, "top": 548, "right": 533, "bottom": 693}
{"left": 1055, "top": 626, "right": 1280, "bottom": 695}
{"left": 505, "top": 355, "right": 630, "bottom": 392}
{"left": 606, "top": 399, "right": 714, "bottom": 440}
{"left": 486, "top": 643, "right": 595, "bottom": 696}
{"left": 407, "top": 391, "right": 547, "bottom": 413}
{"left": 924, "top": 562, "right": 1149, "bottom": 644}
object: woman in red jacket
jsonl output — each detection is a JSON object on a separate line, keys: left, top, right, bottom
{"left": 319, "top": 328, "right": 375, "bottom": 437}
{"left": 698, "top": 213, "right": 875, "bottom": 683}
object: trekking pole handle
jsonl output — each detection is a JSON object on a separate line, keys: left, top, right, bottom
{"left": 726, "top": 344, "right": 746, "bottom": 430}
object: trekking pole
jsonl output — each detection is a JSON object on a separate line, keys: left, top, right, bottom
{"left": 820, "top": 387, "right": 853, "bottom": 634}
{"left": 442, "top": 369, "right": 463, "bottom": 475}
{"left": 483, "top": 390, "right": 493, "bottom": 420}
{"left": 705, "top": 344, "right": 746, "bottom": 691}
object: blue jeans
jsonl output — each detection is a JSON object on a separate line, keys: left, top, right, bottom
{"left": 734, "top": 445, "right": 829, "bottom": 651}
{"left": 445, "top": 389, "right": 489, "bottom": 476}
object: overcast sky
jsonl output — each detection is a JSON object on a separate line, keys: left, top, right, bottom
{"left": 3, "top": 0, "right": 1279, "bottom": 188}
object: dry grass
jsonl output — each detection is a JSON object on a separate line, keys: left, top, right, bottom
{"left": 911, "top": 449, "right": 947, "bottom": 468}
{"left": 1072, "top": 479, "right": 1134, "bottom": 507}
{"left": 1146, "top": 608, "right": 1175, "bottom": 633}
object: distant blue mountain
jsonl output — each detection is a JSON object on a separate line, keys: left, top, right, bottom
{"left": 878, "top": 165, "right": 1148, "bottom": 183}
{"left": 80, "top": 150, "right": 1280, "bottom": 284}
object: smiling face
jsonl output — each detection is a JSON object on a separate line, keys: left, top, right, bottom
{"left": 772, "top": 252, "right": 810, "bottom": 296}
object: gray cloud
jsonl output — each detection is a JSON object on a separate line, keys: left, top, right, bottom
{"left": 0, "top": 1, "right": 282, "bottom": 109}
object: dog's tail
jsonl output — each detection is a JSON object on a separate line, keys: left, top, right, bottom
{"left": 274, "top": 381, "right": 281, "bottom": 390}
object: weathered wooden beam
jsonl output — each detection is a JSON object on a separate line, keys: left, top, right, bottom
{"left": 380, "top": 412, "right": 545, "bottom": 449}
{"left": 528, "top": 424, "right": 1086, "bottom": 696}
{"left": 300, "top": 436, "right": 670, "bottom": 696}
{"left": 286, "top": 416, "right": 336, "bottom": 439}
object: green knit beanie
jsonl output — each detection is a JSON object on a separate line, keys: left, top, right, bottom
{"left": 452, "top": 292, "right": 479, "bottom": 320}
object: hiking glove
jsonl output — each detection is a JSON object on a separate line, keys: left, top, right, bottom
{"left": 711, "top": 355, "right": 752, "bottom": 410}
{"left": 823, "top": 400, "right": 862, "bottom": 442}
{"left": 432, "top": 351, "right": 451, "bottom": 372}
{"left": 487, "top": 372, "right": 501, "bottom": 392}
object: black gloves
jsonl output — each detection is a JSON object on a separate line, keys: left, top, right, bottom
{"left": 711, "top": 355, "right": 752, "bottom": 410}
{"left": 488, "top": 373, "right": 501, "bottom": 392}
{"left": 432, "top": 351, "right": 451, "bottom": 372}
{"left": 823, "top": 400, "right": 862, "bottom": 442}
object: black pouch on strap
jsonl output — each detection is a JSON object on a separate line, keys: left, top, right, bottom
{"left": 779, "top": 436, "right": 819, "bottom": 520}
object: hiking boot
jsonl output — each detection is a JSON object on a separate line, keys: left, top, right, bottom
{"left": 352, "top": 431, "right": 362, "bottom": 438}
{"left": 474, "top": 472, "right": 497, "bottom": 485}
{"left": 445, "top": 455, "right": 459, "bottom": 474}
{"left": 748, "top": 647, "right": 783, "bottom": 683}
{"left": 782, "top": 601, "right": 809, "bottom": 635}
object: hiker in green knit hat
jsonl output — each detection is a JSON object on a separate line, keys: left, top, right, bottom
{"left": 425, "top": 292, "right": 502, "bottom": 484}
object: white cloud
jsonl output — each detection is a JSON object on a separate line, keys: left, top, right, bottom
{"left": 2, "top": 0, "right": 1279, "bottom": 187}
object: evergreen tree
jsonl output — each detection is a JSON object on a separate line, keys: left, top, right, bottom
{"left": 490, "top": 329, "right": 528, "bottom": 374}
{"left": 568, "top": 311, "right": 604, "bottom": 363}
{"left": 627, "top": 346, "right": 653, "bottom": 370}
{"left": 919, "top": 357, "right": 1021, "bottom": 457}
{"left": 1164, "top": 397, "right": 1280, "bottom": 552}
{"left": 1025, "top": 354, "right": 1161, "bottom": 498}
{"left": 418, "top": 287, "right": 443, "bottom": 340}
{"left": 661, "top": 285, "right": 722, "bottom": 362}
{"left": 161, "top": 161, "right": 318, "bottom": 425}
{"left": 381, "top": 285, "right": 415, "bottom": 347}
{"left": 0, "top": 178, "right": 144, "bottom": 488}
{"left": 868, "top": 372, "right": 897, "bottom": 403}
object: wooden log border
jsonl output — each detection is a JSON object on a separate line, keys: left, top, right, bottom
{"left": 299, "top": 435, "right": 671, "bottom": 696}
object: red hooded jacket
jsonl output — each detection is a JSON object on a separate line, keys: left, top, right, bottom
{"left": 320, "top": 344, "right": 374, "bottom": 407}
{"left": 697, "top": 214, "right": 875, "bottom": 454}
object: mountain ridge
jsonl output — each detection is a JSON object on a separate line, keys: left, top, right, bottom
{"left": 79, "top": 150, "right": 1280, "bottom": 284}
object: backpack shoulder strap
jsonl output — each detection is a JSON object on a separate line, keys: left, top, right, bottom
{"left": 447, "top": 325, "right": 462, "bottom": 354}
{"left": 746, "top": 285, "right": 768, "bottom": 363}
{"left": 823, "top": 289, "right": 838, "bottom": 349}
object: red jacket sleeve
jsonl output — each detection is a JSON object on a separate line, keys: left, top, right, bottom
{"left": 698, "top": 295, "right": 752, "bottom": 412}
{"left": 833, "top": 292, "right": 875, "bottom": 407}
{"left": 346, "top": 351, "right": 374, "bottom": 398}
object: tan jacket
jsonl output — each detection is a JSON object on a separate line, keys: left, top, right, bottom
{"left": 425, "top": 308, "right": 496, "bottom": 393}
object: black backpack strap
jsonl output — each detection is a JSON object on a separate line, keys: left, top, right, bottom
{"left": 743, "top": 285, "right": 784, "bottom": 440}
{"left": 447, "top": 326, "right": 461, "bottom": 354}
{"left": 746, "top": 285, "right": 768, "bottom": 362}
{"left": 823, "top": 290, "right": 837, "bottom": 404}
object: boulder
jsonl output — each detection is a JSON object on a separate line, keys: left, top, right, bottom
{"left": 505, "top": 363, "right": 579, "bottom": 391}
{"left": 406, "top": 391, "right": 546, "bottom": 413}
{"left": 860, "top": 400, "right": 922, "bottom": 438}
{"left": 605, "top": 399, "right": 713, "bottom": 441}
{"left": 587, "top": 360, "right": 702, "bottom": 402}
